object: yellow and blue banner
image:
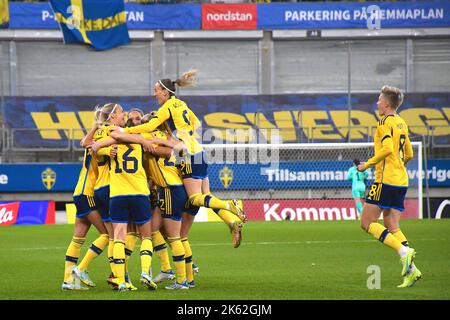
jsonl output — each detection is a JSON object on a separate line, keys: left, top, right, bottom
{"left": 0, "top": 0, "right": 9, "bottom": 29}
{"left": 49, "top": 0, "right": 130, "bottom": 50}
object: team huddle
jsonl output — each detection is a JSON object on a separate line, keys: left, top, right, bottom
{"left": 62, "top": 70, "right": 247, "bottom": 292}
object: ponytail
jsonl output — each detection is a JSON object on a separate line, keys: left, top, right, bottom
{"left": 158, "top": 69, "right": 198, "bottom": 97}
{"left": 175, "top": 69, "right": 198, "bottom": 88}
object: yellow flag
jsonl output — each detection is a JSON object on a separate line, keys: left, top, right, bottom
{"left": 0, "top": 0, "right": 9, "bottom": 28}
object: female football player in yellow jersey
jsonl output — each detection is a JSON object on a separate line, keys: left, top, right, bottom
{"left": 77, "top": 104, "right": 139, "bottom": 291}
{"left": 357, "top": 85, "right": 421, "bottom": 288}
{"left": 93, "top": 103, "right": 160, "bottom": 292}
{"left": 62, "top": 106, "right": 110, "bottom": 291}
{"left": 111, "top": 70, "right": 245, "bottom": 243}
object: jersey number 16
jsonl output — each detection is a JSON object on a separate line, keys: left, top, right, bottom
{"left": 114, "top": 146, "right": 138, "bottom": 174}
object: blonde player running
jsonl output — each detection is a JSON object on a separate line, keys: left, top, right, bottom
{"left": 61, "top": 107, "right": 109, "bottom": 290}
{"left": 111, "top": 70, "right": 245, "bottom": 244}
{"left": 358, "top": 86, "right": 421, "bottom": 288}
{"left": 94, "top": 103, "right": 157, "bottom": 292}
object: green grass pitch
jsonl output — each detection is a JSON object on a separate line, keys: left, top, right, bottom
{"left": 1, "top": 219, "right": 449, "bottom": 300}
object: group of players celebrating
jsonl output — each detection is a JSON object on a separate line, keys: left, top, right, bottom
{"left": 62, "top": 70, "right": 247, "bottom": 292}
{"left": 62, "top": 78, "right": 422, "bottom": 292}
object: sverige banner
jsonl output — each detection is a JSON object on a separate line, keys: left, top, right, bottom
{"left": 8, "top": 2, "right": 201, "bottom": 30}
{"left": 1, "top": 160, "right": 450, "bottom": 192}
{"left": 207, "top": 159, "right": 450, "bottom": 190}
{"left": 257, "top": 1, "right": 450, "bottom": 29}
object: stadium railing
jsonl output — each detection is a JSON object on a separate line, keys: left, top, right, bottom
{"left": 431, "top": 126, "right": 450, "bottom": 148}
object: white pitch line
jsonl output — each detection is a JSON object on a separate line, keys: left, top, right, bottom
{"left": 0, "top": 238, "right": 446, "bottom": 251}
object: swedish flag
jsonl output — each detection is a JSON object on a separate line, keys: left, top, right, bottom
{"left": 49, "top": 0, "right": 130, "bottom": 51}
{"left": 0, "top": 0, "right": 9, "bottom": 29}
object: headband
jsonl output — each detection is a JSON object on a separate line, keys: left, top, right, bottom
{"left": 106, "top": 104, "right": 118, "bottom": 121}
{"left": 158, "top": 80, "right": 176, "bottom": 94}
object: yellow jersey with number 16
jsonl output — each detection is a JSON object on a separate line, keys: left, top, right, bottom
{"left": 109, "top": 138, "right": 150, "bottom": 198}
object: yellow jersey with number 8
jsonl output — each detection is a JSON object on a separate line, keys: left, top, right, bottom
{"left": 371, "top": 114, "right": 413, "bottom": 187}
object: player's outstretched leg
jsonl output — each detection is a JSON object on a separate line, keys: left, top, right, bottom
{"left": 188, "top": 193, "right": 247, "bottom": 223}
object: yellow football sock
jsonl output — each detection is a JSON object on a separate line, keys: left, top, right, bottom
{"left": 152, "top": 231, "right": 172, "bottom": 272}
{"left": 108, "top": 239, "right": 115, "bottom": 275}
{"left": 125, "top": 232, "right": 139, "bottom": 274}
{"left": 214, "top": 209, "right": 240, "bottom": 229}
{"left": 189, "top": 192, "right": 231, "bottom": 212}
{"left": 113, "top": 240, "right": 126, "bottom": 283}
{"left": 181, "top": 237, "right": 194, "bottom": 283}
{"left": 64, "top": 236, "right": 85, "bottom": 283}
{"left": 140, "top": 237, "right": 153, "bottom": 274}
{"left": 78, "top": 234, "right": 109, "bottom": 272}
{"left": 368, "top": 222, "right": 403, "bottom": 252}
{"left": 392, "top": 229, "right": 409, "bottom": 247}
{"left": 167, "top": 237, "right": 186, "bottom": 284}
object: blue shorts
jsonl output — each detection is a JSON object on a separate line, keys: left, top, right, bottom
{"left": 73, "top": 194, "right": 97, "bottom": 218}
{"left": 158, "top": 186, "right": 188, "bottom": 221}
{"left": 178, "top": 152, "right": 208, "bottom": 179}
{"left": 109, "top": 195, "right": 151, "bottom": 224}
{"left": 365, "top": 183, "right": 407, "bottom": 212}
{"left": 94, "top": 186, "right": 110, "bottom": 222}
{"left": 184, "top": 202, "right": 200, "bottom": 216}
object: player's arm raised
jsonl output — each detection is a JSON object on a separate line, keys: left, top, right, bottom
{"left": 80, "top": 124, "right": 98, "bottom": 148}
{"left": 112, "top": 105, "right": 170, "bottom": 135}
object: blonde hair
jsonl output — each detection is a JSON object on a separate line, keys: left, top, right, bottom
{"left": 93, "top": 104, "right": 103, "bottom": 127}
{"left": 381, "top": 85, "right": 404, "bottom": 109}
{"left": 158, "top": 69, "right": 198, "bottom": 96}
{"left": 175, "top": 69, "right": 198, "bottom": 88}
{"left": 97, "top": 103, "right": 121, "bottom": 125}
